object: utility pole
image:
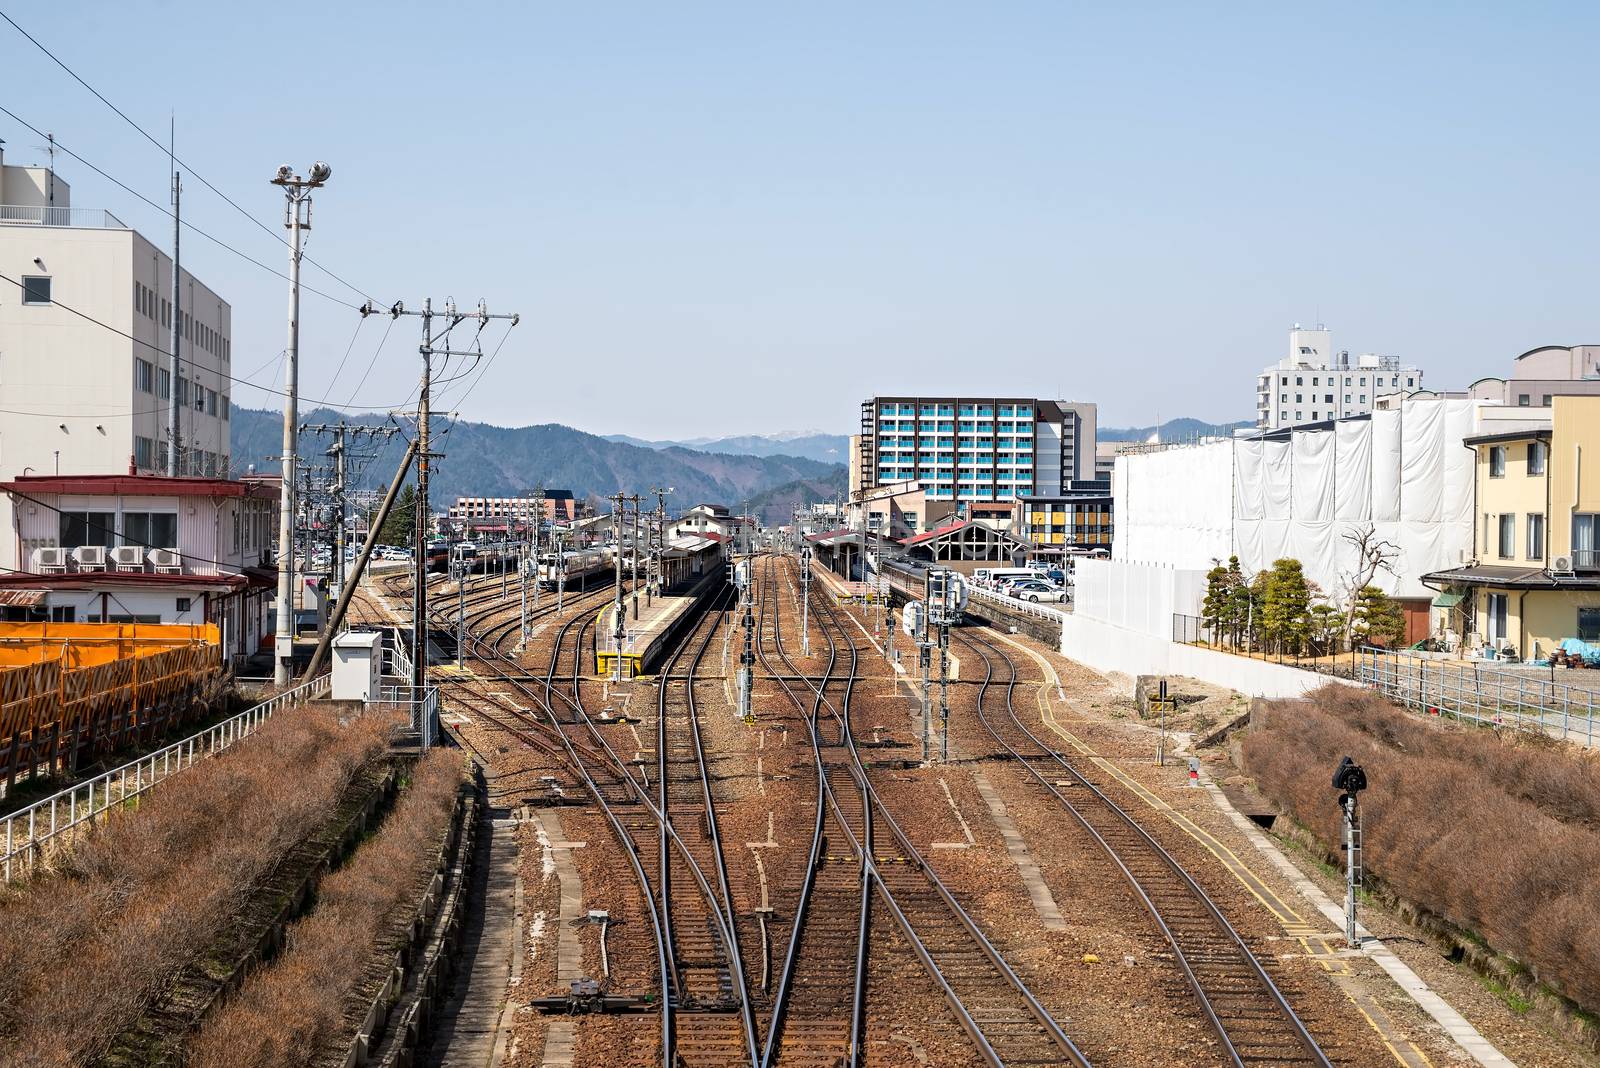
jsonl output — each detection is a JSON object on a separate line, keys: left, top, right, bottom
{"left": 166, "top": 169, "right": 182, "bottom": 475}
{"left": 611, "top": 493, "right": 626, "bottom": 680}
{"left": 302, "top": 422, "right": 400, "bottom": 602}
{"left": 270, "top": 161, "right": 331, "bottom": 686}
{"left": 630, "top": 493, "right": 641, "bottom": 620}
{"left": 361, "top": 297, "right": 519, "bottom": 702}
{"left": 799, "top": 544, "right": 812, "bottom": 657}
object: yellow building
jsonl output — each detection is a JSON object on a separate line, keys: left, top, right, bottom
{"left": 1423, "top": 396, "right": 1600, "bottom": 660}
{"left": 1010, "top": 493, "right": 1114, "bottom": 555}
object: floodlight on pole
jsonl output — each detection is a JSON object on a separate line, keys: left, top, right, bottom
{"left": 270, "top": 161, "right": 332, "bottom": 687}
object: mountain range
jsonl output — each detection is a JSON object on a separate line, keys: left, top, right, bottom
{"left": 230, "top": 407, "right": 846, "bottom": 514}
{"left": 606, "top": 416, "right": 1249, "bottom": 461}
{"left": 603, "top": 431, "right": 847, "bottom": 464}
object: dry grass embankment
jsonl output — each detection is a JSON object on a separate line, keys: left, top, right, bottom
{"left": 0, "top": 704, "right": 392, "bottom": 1068}
{"left": 1243, "top": 685, "right": 1600, "bottom": 1013}
{"left": 187, "top": 749, "right": 466, "bottom": 1068}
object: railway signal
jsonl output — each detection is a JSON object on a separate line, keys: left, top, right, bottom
{"left": 1332, "top": 756, "right": 1367, "bottom": 947}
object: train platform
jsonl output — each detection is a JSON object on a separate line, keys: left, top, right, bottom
{"left": 595, "top": 588, "right": 701, "bottom": 678}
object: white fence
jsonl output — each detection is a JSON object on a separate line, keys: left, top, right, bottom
{"left": 1359, "top": 649, "right": 1600, "bottom": 748}
{"left": 1, "top": 673, "right": 332, "bottom": 882}
{"left": 967, "top": 583, "right": 1070, "bottom": 624}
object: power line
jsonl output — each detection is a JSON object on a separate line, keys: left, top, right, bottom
{"left": 0, "top": 271, "right": 409, "bottom": 413}
{"left": 0, "top": 11, "right": 378, "bottom": 305}
{"left": 0, "top": 105, "right": 363, "bottom": 309}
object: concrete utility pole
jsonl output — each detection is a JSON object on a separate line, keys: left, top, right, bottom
{"left": 611, "top": 493, "right": 626, "bottom": 680}
{"left": 799, "top": 544, "right": 812, "bottom": 657}
{"left": 301, "top": 422, "right": 400, "bottom": 602}
{"left": 270, "top": 161, "right": 331, "bottom": 686}
{"left": 167, "top": 169, "right": 182, "bottom": 475}
{"left": 360, "top": 297, "right": 519, "bottom": 701}
{"left": 630, "top": 493, "right": 641, "bottom": 620}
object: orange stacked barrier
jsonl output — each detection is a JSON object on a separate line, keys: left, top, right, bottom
{"left": 0, "top": 624, "right": 223, "bottom": 791}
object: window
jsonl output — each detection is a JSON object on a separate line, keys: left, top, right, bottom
{"left": 1528, "top": 440, "right": 1547, "bottom": 476}
{"left": 1486, "top": 593, "right": 1509, "bottom": 641}
{"left": 1407, "top": 377, "right": 1415, "bottom": 387}
{"left": 177, "top": 377, "right": 190, "bottom": 406}
{"left": 1295, "top": 377, "right": 1303, "bottom": 386}
{"left": 123, "top": 511, "right": 177, "bottom": 548}
{"left": 1280, "top": 376, "right": 1288, "bottom": 385}
{"left": 60, "top": 511, "right": 116, "bottom": 550}
{"left": 1312, "top": 411, "right": 1319, "bottom": 420}
{"left": 1543, "top": 394, "right": 1553, "bottom": 406}
{"left": 1518, "top": 394, "right": 1530, "bottom": 407}
{"left": 109, "top": 614, "right": 162, "bottom": 625}
{"left": 1574, "top": 514, "right": 1600, "bottom": 567}
{"left": 134, "top": 358, "right": 154, "bottom": 393}
{"left": 194, "top": 385, "right": 205, "bottom": 412}
{"left": 158, "top": 368, "right": 171, "bottom": 400}
{"left": 1498, "top": 513, "right": 1515, "bottom": 558}
{"left": 1345, "top": 394, "right": 1352, "bottom": 404}
{"left": 1528, "top": 513, "right": 1545, "bottom": 560}
{"left": 21, "top": 276, "right": 51, "bottom": 304}
{"left": 206, "top": 389, "right": 217, "bottom": 417}
{"left": 1359, "top": 377, "right": 1366, "bottom": 386}
{"left": 1581, "top": 608, "right": 1600, "bottom": 643}
{"left": 176, "top": 597, "right": 192, "bottom": 613}
{"left": 1324, "top": 394, "right": 1333, "bottom": 404}
{"left": 1280, "top": 393, "right": 1287, "bottom": 403}
{"left": 1295, "top": 393, "right": 1303, "bottom": 403}
{"left": 133, "top": 436, "right": 155, "bottom": 469}
{"left": 1489, "top": 445, "right": 1506, "bottom": 477}
{"left": 1359, "top": 394, "right": 1366, "bottom": 403}
{"left": 1295, "top": 411, "right": 1302, "bottom": 420}
{"left": 49, "top": 606, "right": 75, "bottom": 623}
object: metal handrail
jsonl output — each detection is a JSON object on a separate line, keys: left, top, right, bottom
{"left": 968, "top": 583, "right": 1070, "bottom": 623}
{"left": 1, "top": 672, "right": 331, "bottom": 881}
{"left": 0, "top": 204, "right": 126, "bottom": 228}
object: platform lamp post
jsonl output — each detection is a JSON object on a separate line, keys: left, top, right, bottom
{"left": 1332, "top": 757, "right": 1368, "bottom": 947}
{"left": 269, "top": 160, "right": 331, "bottom": 687}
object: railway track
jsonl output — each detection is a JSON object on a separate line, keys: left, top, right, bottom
{"left": 955, "top": 627, "right": 1335, "bottom": 1068}
{"left": 754, "top": 554, "right": 1090, "bottom": 1068}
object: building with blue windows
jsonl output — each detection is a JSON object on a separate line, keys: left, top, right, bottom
{"left": 852, "top": 397, "right": 1098, "bottom": 503}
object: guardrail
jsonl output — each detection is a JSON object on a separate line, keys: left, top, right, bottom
{"left": 0, "top": 204, "right": 126, "bottom": 228}
{"left": 967, "top": 583, "right": 1071, "bottom": 623}
{"left": 375, "top": 681, "right": 438, "bottom": 750}
{"left": 0, "top": 673, "right": 331, "bottom": 881}
{"left": 1359, "top": 648, "right": 1600, "bottom": 748}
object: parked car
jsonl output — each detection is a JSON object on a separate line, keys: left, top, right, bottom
{"left": 1006, "top": 580, "right": 1066, "bottom": 603}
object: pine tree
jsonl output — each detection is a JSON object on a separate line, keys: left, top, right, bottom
{"left": 1351, "top": 585, "right": 1405, "bottom": 647}
{"left": 376, "top": 485, "right": 417, "bottom": 547}
{"left": 1260, "top": 558, "right": 1311, "bottom": 655}
{"left": 1201, "top": 563, "right": 1231, "bottom": 642}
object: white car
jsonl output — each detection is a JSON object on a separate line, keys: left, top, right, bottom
{"left": 1006, "top": 580, "right": 1066, "bottom": 603}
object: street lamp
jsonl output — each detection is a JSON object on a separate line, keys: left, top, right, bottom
{"left": 269, "top": 162, "right": 331, "bottom": 686}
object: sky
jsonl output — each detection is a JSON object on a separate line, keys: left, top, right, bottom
{"left": 6, "top": 2, "right": 1598, "bottom": 439}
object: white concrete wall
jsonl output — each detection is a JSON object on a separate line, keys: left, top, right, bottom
{"left": 0, "top": 218, "right": 231, "bottom": 481}
{"left": 1060, "top": 612, "right": 1345, "bottom": 699}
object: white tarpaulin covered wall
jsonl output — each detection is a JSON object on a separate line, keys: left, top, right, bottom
{"left": 1113, "top": 397, "right": 1483, "bottom": 604}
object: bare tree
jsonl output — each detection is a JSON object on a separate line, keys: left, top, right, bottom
{"left": 1340, "top": 524, "right": 1401, "bottom": 645}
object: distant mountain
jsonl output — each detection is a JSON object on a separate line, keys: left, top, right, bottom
{"left": 231, "top": 407, "right": 845, "bottom": 511}
{"left": 1100, "top": 417, "right": 1252, "bottom": 442}
{"left": 602, "top": 431, "right": 849, "bottom": 465}
{"left": 743, "top": 473, "right": 849, "bottom": 526}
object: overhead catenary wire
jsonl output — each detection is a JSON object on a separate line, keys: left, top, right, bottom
{"left": 0, "top": 105, "right": 364, "bottom": 310}
{"left": 0, "top": 11, "right": 378, "bottom": 306}
{"left": 0, "top": 271, "right": 411, "bottom": 413}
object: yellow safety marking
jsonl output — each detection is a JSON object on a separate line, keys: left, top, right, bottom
{"left": 984, "top": 627, "right": 1435, "bottom": 1068}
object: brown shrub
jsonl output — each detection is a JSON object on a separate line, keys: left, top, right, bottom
{"left": 0, "top": 704, "right": 393, "bottom": 1068}
{"left": 1242, "top": 685, "right": 1600, "bottom": 1012}
{"left": 186, "top": 750, "right": 466, "bottom": 1068}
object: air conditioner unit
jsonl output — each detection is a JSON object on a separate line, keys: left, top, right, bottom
{"left": 1459, "top": 548, "right": 1473, "bottom": 564}
{"left": 72, "top": 545, "right": 107, "bottom": 571}
{"left": 32, "top": 546, "right": 67, "bottom": 572}
{"left": 110, "top": 545, "right": 144, "bottom": 571}
{"left": 148, "top": 548, "right": 182, "bottom": 573}
{"left": 1494, "top": 636, "right": 1512, "bottom": 652}
{"left": 1553, "top": 555, "right": 1574, "bottom": 573}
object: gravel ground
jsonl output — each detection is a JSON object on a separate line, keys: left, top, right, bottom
{"left": 430, "top": 556, "right": 1594, "bottom": 1068}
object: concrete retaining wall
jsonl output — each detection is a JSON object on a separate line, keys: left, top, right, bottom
{"left": 1059, "top": 613, "right": 1352, "bottom": 699}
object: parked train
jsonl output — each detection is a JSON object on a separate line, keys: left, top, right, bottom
{"left": 876, "top": 557, "right": 970, "bottom": 622}
{"left": 535, "top": 547, "right": 615, "bottom": 589}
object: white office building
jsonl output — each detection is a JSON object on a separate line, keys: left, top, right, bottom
{"left": 0, "top": 151, "right": 234, "bottom": 480}
{"left": 1255, "top": 324, "right": 1424, "bottom": 429}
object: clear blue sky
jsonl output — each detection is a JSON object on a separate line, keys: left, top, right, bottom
{"left": 7, "top": 2, "right": 1596, "bottom": 439}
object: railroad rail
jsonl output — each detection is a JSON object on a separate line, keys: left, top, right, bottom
{"left": 755, "top": 554, "right": 1090, "bottom": 1068}
{"left": 956, "top": 627, "right": 1334, "bottom": 1068}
